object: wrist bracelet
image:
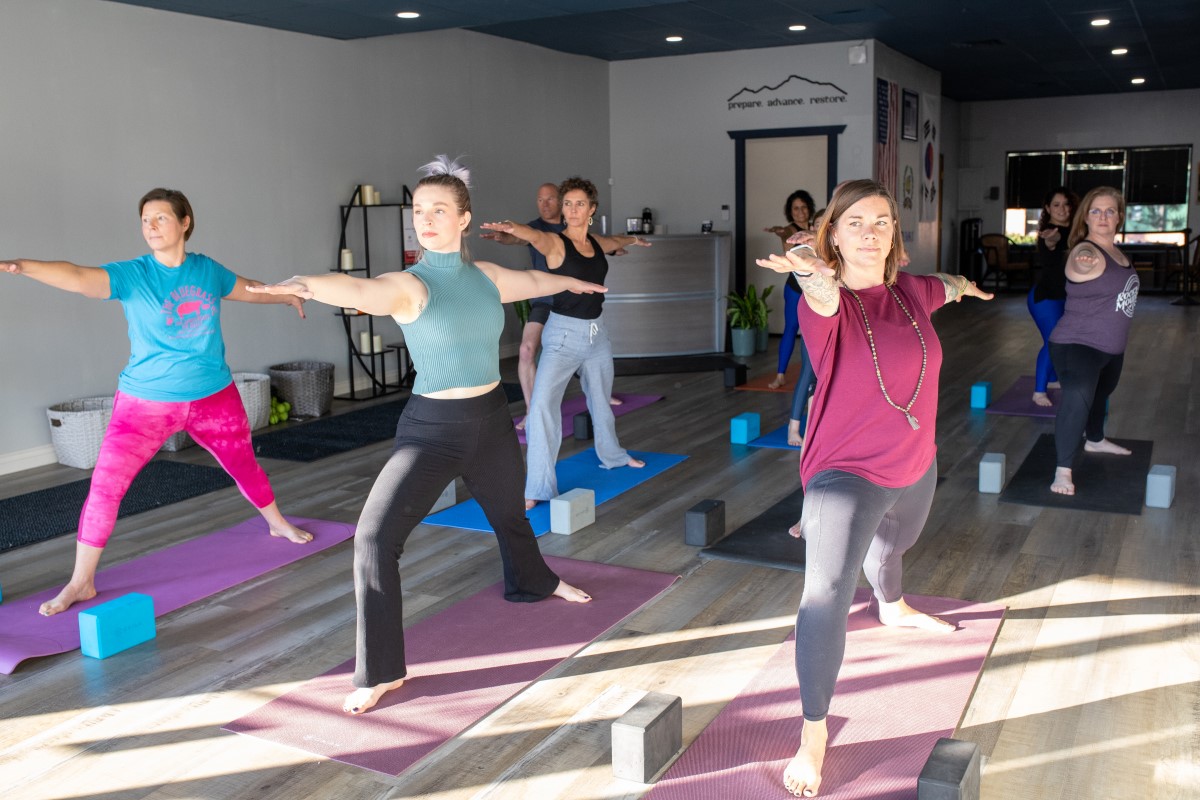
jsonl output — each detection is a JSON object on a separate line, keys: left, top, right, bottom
{"left": 792, "top": 271, "right": 814, "bottom": 279}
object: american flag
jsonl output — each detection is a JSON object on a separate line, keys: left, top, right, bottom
{"left": 875, "top": 79, "right": 898, "bottom": 196}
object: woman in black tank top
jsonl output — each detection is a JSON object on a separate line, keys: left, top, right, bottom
{"left": 483, "top": 176, "right": 653, "bottom": 508}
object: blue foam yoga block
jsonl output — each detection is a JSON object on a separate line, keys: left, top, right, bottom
{"left": 730, "top": 412, "right": 761, "bottom": 444}
{"left": 969, "top": 381, "right": 991, "bottom": 409}
{"left": 78, "top": 592, "right": 156, "bottom": 659}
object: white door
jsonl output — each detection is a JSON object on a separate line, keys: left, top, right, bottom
{"left": 744, "top": 137, "right": 828, "bottom": 334}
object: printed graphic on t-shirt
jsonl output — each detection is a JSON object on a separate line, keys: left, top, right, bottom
{"left": 1115, "top": 274, "right": 1139, "bottom": 318}
{"left": 162, "top": 285, "right": 218, "bottom": 338}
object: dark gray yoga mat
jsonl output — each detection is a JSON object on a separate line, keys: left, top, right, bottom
{"left": 701, "top": 487, "right": 806, "bottom": 572}
{"left": 998, "top": 433, "right": 1152, "bottom": 515}
{"left": 0, "top": 461, "right": 235, "bottom": 554}
{"left": 251, "top": 399, "right": 407, "bottom": 462}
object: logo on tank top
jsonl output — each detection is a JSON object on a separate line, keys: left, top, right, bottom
{"left": 162, "top": 285, "right": 218, "bottom": 337}
{"left": 1115, "top": 274, "right": 1139, "bottom": 318}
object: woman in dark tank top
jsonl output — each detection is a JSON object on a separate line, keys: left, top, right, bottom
{"left": 1047, "top": 186, "right": 1139, "bottom": 497}
{"left": 1028, "top": 186, "right": 1077, "bottom": 407}
{"left": 482, "top": 176, "right": 652, "bottom": 509}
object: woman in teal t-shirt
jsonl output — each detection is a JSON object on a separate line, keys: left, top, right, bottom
{"left": 2, "top": 188, "right": 312, "bottom": 618}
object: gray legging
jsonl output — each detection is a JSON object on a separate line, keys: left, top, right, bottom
{"left": 794, "top": 461, "right": 938, "bottom": 721}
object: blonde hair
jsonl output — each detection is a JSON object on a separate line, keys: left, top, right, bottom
{"left": 415, "top": 154, "right": 473, "bottom": 261}
{"left": 1068, "top": 186, "right": 1125, "bottom": 248}
{"left": 814, "top": 179, "right": 906, "bottom": 286}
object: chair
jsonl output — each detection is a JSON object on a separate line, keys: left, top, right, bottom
{"left": 1163, "top": 230, "right": 1195, "bottom": 293}
{"left": 979, "top": 234, "right": 1031, "bottom": 291}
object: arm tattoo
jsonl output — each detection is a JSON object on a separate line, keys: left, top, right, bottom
{"left": 934, "top": 273, "right": 967, "bottom": 303}
{"left": 796, "top": 273, "right": 840, "bottom": 306}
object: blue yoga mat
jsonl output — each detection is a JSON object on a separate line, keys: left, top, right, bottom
{"left": 747, "top": 424, "right": 798, "bottom": 450}
{"left": 424, "top": 449, "right": 687, "bottom": 535}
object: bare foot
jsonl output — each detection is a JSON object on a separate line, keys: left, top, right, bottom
{"left": 1051, "top": 466, "right": 1075, "bottom": 496}
{"left": 270, "top": 521, "right": 314, "bottom": 544}
{"left": 788, "top": 519, "right": 803, "bottom": 538}
{"left": 552, "top": 580, "right": 592, "bottom": 603}
{"left": 515, "top": 416, "right": 526, "bottom": 431}
{"left": 783, "top": 718, "right": 827, "bottom": 797}
{"left": 342, "top": 677, "right": 406, "bottom": 715}
{"left": 787, "top": 419, "right": 804, "bottom": 448}
{"left": 1032, "top": 391, "right": 1052, "bottom": 407}
{"left": 1084, "top": 438, "right": 1132, "bottom": 455}
{"left": 525, "top": 498, "right": 539, "bottom": 511}
{"left": 877, "top": 597, "right": 955, "bottom": 633}
{"left": 39, "top": 582, "right": 97, "bottom": 616}
{"left": 768, "top": 373, "right": 787, "bottom": 390}
{"left": 608, "top": 396, "right": 623, "bottom": 406}
{"left": 626, "top": 457, "right": 645, "bottom": 468}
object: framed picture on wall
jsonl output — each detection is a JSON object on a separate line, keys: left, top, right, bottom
{"left": 901, "top": 89, "right": 919, "bottom": 141}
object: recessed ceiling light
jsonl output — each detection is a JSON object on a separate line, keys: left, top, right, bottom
{"left": 396, "top": 11, "right": 420, "bottom": 19}
{"left": 1090, "top": 18, "right": 1110, "bottom": 26}
{"left": 1131, "top": 77, "right": 1145, "bottom": 84}
{"left": 1111, "top": 47, "right": 1128, "bottom": 55}
{"left": 788, "top": 24, "right": 807, "bottom": 32}
{"left": 665, "top": 35, "right": 683, "bottom": 42}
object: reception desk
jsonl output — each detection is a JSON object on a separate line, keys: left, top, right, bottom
{"left": 601, "top": 233, "right": 732, "bottom": 357}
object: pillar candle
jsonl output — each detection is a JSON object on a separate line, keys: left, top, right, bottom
{"left": 372, "top": 189, "right": 382, "bottom": 205}
{"left": 361, "top": 185, "right": 375, "bottom": 206}
{"left": 340, "top": 249, "right": 354, "bottom": 271}
{"left": 359, "top": 331, "right": 371, "bottom": 353}
{"left": 373, "top": 334, "right": 383, "bottom": 353}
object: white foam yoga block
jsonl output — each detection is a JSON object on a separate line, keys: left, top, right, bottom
{"left": 550, "top": 488, "right": 595, "bottom": 534}
{"left": 1145, "top": 464, "right": 1176, "bottom": 509}
{"left": 978, "top": 453, "right": 1005, "bottom": 494}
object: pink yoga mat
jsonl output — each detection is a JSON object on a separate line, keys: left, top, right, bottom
{"left": 0, "top": 517, "right": 354, "bottom": 674}
{"left": 224, "top": 556, "right": 679, "bottom": 776}
{"left": 646, "top": 591, "right": 1004, "bottom": 799}
{"left": 514, "top": 392, "right": 662, "bottom": 443}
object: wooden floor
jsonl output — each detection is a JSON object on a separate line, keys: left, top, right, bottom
{"left": 1, "top": 294, "right": 1197, "bottom": 800}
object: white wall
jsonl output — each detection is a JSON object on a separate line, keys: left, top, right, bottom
{"left": 872, "top": 42, "right": 942, "bottom": 274}
{"left": 0, "top": 0, "right": 609, "bottom": 469}
{"left": 609, "top": 41, "right": 877, "bottom": 238}
{"left": 957, "top": 88, "right": 1200, "bottom": 233}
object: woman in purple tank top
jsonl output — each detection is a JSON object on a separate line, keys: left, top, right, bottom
{"left": 1047, "top": 186, "right": 1140, "bottom": 496}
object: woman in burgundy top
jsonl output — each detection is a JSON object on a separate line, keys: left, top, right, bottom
{"left": 1048, "top": 186, "right": 1139, "bottom": 496}
{"left": 756, "top": 179, "right": 992, "bottom": 797}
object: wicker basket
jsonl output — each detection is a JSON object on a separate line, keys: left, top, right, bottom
{"left": 46, "top": 396, "right": 114, "bottom": 469}
{"left": 233, "top": 372, "right": 272, "bottom": 430}
{"left": 268, "top": 361, "right": 334, "bottom": 418}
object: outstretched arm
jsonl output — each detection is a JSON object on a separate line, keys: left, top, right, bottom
{"left": 755, "top": 237, "right": 840, "bottom": 317}
{"left": 225, "top": 275, "right": 307, "bottom": 318}
{"left": 479, "top": 221, "right": 564, "bottom": 265}
{"left": 246, "top": 271, "right": 424, "bottom": 320}
{"left": 475, "top": 260, "right": 607, "bottom": 304}
{"left": 593, "top": 233, "right": 650, "bottom": 255}
{"left": 932, "top": 273, "right": 994, "bottom": 304}
{"left": 1, "top": 259, "right": 110, "bottom": 299}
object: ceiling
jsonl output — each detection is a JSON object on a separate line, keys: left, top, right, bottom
{"left": 103, "top": 0, "right": 1200, "bottom": 102}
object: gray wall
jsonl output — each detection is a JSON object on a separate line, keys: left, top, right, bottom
{"left": 0, "top": 0, "right": 609, "bottom": 470}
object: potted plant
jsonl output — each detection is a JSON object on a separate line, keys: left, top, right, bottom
{"left": 754, "top": 284, "right": 774, "bottom": 352}
{"left": 726, "top": 286, "right": 759, "bottom": 357}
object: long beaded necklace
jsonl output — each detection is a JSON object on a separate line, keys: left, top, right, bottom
{"left": 844, "top": 283, "right": 927, "bottom": 430}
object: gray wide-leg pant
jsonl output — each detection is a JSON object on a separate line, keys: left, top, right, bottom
{"left": 524, "top": 312, "right": 631, "bottom": 501}
{"left": 794, "top": 461, "right": 938, "bottom": 721}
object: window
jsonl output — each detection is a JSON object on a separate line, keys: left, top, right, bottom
{"left": 1004, "top": 145, "right": 1191, "bottom": 244}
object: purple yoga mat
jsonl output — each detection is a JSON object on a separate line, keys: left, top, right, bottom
{"left": 985, "top": 375, "right": 1059, "bottom": 418}
{"left": 646, "top": 591, "right": 1005, "bottom": 800}
{"left": 513, "top": 392, "right": 662, "bottom": 443}
{"left": 0, "top": 517, "right": 354, "bottom": 674}
{"left": 224, "top": 556, "right": 679, "bottom": 776}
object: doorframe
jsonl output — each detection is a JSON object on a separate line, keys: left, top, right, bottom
{"left": 728, "top": 125, "right": 845, "bottom": 290}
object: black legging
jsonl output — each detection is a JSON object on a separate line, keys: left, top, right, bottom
{"left": 352, "top": 386, "right": 559, "bottom": 688}
{"left": 1048, "top": 342, "right": 1125, "bottom": 468}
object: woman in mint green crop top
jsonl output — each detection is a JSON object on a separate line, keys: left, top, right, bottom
{"left": 251, "top": 156, "right": 608, "bottom": 716}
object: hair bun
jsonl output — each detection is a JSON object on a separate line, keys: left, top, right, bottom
{"left": 417, "top": 154, "right": 471, "bottom": 187}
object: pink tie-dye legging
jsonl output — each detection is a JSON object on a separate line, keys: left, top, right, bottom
{"left": 77, "top": 383, "right": 274, "bottom": 547}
